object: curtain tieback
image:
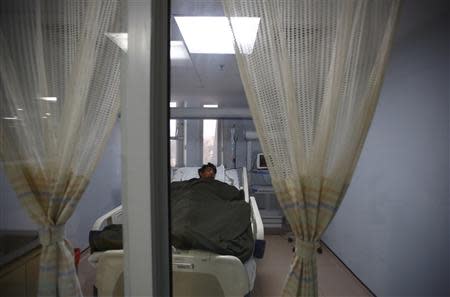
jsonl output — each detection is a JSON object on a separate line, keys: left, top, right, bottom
{"left": 38, "top": 225, "right": 65, "bottom": 246}
{"left": 295, "top": 239, "right": 318, "bottom": 259}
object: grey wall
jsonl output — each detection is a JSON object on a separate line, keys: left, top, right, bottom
{"left": 0, "top": 169, "right": 36, "bottom": 231}
{"left": 0, "top": 122, "right": 122, "bottom": 249}
{"left": 66, "top": 122, "right": 121, "bottom": 248}
{"left": 322, "top": 1, "right": 450, "bottom": 296}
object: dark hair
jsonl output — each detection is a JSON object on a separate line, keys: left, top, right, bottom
{"left": 198, "top": 163, "right": 217, "bottom": 175}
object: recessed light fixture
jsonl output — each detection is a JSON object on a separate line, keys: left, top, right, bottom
{"left": 39, "top": 97, "right": 57, "bottom": 102}
{"left": 17, "top": 108, "right": 23, "bottom": 111}
{"left": 174, "top": 16, "right": 260, "bottom": 54}
{"left": 105, "top": 33, "right": 128, "bottom": 52}
{"left": 203, "top": 104, "right": 218, "bottom": 108}
{"left": 105, "top": 33, "right": 191, "bottom": 61}
{"left": 45, "top": 112, "right": 51, "bottom": 116}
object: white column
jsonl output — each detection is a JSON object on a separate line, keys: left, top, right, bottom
{"left": 122, "top": 0, "right": 170, "bottom": 296}
{"left": 122, "top": 0, "right": 153, "bottom": 294}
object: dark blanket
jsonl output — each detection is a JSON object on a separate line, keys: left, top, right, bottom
{"left": 89, "top": 178, "right": 255, "bottom": 262}
{"left": 89, "top": 224, "right": 123, "bottom": 253}
{"left": 171, "top": 178, "right": 254, "bottom": 262}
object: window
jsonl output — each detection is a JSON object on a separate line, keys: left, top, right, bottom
{"left": 170, "top": 102, "right": 177, "bottom": 167}
{"left": 203, "top": 104, "right": 218, "bottom": 164}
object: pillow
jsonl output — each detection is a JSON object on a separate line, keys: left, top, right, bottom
{"left": 215, "top": 164, "right": 225, "bottom": 182}
{"left": 224, "top": 169, "right": 240, "bottom": 189}
{"left": 171, "top": 167, "right": 198, "bottom": 181}
{"left": 172, "top": 165, "right": 225, "bottom": 182}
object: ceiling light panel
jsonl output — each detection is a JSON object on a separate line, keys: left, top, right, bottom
{"left": 105, "top": 33, "right": 191, "bottom": 61}
{"left": 39, "top": 97, "right": 57, "bottom": 102}
{"left": 174, "top": 16, "right": 260, "bottom": 54}
{"left": 171, "top": 41, "right": 190, "bottom": 60}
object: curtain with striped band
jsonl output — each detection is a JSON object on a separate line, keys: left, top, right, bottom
{"left": 0, "top": 1, "right": 122, "bottom": 296}
{"left": 223, "top": 1, "right": 401, "bottom": 296}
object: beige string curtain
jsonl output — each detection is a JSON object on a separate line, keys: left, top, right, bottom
{"left": 0, "top": 0, "right": 121, "bottom": 296}
{"left": 223, "top": 0, "right": 401, "bottom": 296}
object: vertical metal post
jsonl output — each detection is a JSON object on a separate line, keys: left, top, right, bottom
{"left": 149, "top": 0, "right": 171, "bottom": 295}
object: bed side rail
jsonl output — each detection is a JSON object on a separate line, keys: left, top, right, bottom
{"left": 94, "top": 249, "right": 250, "bottom": 297}
{"left": 242, "top": 167, "right": 249, "bottom": 203}
{"left": 92, "top": 205, "right": 123, "bottom": 231}
{"left": 250, "top": 195, "right": 265, "bottom": 258}
{"left": 249, "top": 196, "right": 264, "bottom": 241}
{"left": 172, "top": 250, "right": 250, "bottom": 297}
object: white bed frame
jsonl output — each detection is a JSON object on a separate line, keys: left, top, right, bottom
{"left": 89, "top": 167, "right": 264, "bottom": 297}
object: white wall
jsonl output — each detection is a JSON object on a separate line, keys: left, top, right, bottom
{"left": 322, "top": 1, "right": 450, "bottom": 296}
{"left": 0, "top": 122, "right": 122, "bottom": 249}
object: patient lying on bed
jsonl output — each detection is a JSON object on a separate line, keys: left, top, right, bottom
{"left": 89, "top": 163, "right": 254, "bottom": 263}
{"left": 171, "top": 163, "right": 254, "bottom": 262}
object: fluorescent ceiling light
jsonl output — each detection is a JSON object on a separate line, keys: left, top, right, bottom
{"left": 105, "top": 33, "right": 128, "bottom": 52}
{"left": 105, "top": 33, "right": 190, "bottom": 61}
{"left": 203, "top": 104, "right": 218, "bottom": 108}
{"left": 45, "top": 112, "right": 51, "bottom": 116}
{"left": 174, "top": 16, "right": 260, "bottom": 54}
{"left": 2, "top": 116, "right": 18, "bottom": 120}
{"left": 170, "top": 102, "right": 177, "bottom": 108}
{"left": 39, "top": 97, "right": 57, "bottom": 102}
{"left": 171, "top": 41, "right": 189, "bottom": 60}
{"left": 17, "top": 108, "right": 23, "bottom": 111}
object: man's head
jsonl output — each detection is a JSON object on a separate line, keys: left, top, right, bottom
{"left": 198, "top": 163, "right": 217, "bottom": 179}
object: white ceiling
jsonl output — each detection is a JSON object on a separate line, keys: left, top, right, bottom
{"left": 171, "top": 0, "right": 248, "bottom": 107}
{"left": 170, "top": 0, "right": 450, "bottom": 108}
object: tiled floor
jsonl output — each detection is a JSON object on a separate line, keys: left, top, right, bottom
{"left": 77, "top": 250, "right": 96, "bottom": 297}
{"left": 253, "top": 235, "right": 373, "bottom": 297}
{"left": 77, "top": 235, "right": 373, "bottom": 297}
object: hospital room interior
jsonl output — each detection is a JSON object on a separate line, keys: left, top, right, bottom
{"left": 0, "top": 0, "right": 449, "bottom": 297}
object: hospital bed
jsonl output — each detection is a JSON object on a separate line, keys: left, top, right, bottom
{"left": 88, "top": 166, "right": 264, "bottom": 297}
